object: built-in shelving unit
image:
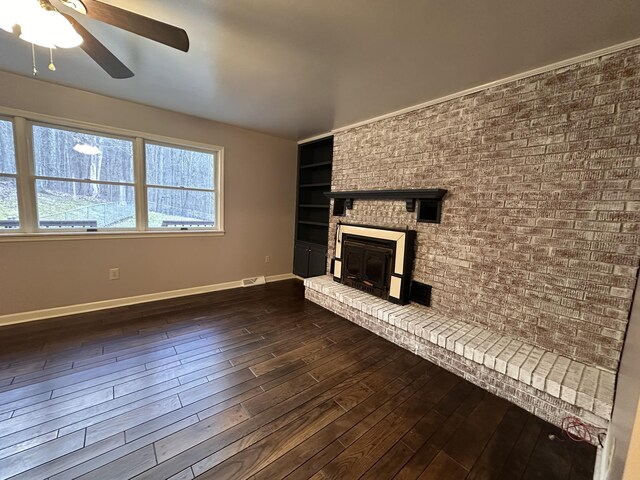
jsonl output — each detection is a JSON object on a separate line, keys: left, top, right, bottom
{"left": 293, "top": 136, "right": 333, "bottom": 278}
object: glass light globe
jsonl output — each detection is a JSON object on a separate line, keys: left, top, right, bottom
{"left": 0, "top": 0, "right": 41, "bottom": 31}
{"left": 48, "top": 11, "right": 82, "bottom": 48}
{"left": 8, "top": 0, "right": 81, "bottom": 49}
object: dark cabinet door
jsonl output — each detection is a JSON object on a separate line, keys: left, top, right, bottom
{"left": 308, "top": 246, "right": 327, "bottom": 277}
{"left": 293, "top": 243, "right": 310, "bottom": 277}
{"left": 293, "top": 242, "right": 327, "bottom": 278}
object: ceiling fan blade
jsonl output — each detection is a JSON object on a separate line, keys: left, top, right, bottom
{"left": 83, "top": 0, "right": 190, "bottom": 52}
{"left": 62, "top": 13, "right": 134, "bottom": 79}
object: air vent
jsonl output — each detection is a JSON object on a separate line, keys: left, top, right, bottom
{"left": 410, "top": 281, "right": 432, "bottom": 307}
{"left": 242, "top": 276, "right": 266, "bottom": 287}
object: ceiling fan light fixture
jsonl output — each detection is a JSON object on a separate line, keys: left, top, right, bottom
{"left": 0, "top": 19, "right": 14, "bottom": 33}
{"left": 2, "top": 0, "right": 82, "bottom": 48}
{"left": 20, "top": 8, "right": 82, "bottom": 49}
{"left": 48, "top": 11, "right": 83, "bottom": 48}
{"left": 0, "top": 0, "right": 35, "bottom": 32}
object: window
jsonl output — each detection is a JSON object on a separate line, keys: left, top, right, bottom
{"left": 0, "top": 119, "right": 19, "bottom": 230}
{"left": 145, "top": 143, "right": 217, "bottom": 229}
{"left": 0, "top": 114, "right": 223, "bottom": 236}
{"left": 32, "top": 125, "right": 136, "bottom": 230}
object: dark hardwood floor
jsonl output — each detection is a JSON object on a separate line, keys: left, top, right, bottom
{"left": 0, "top": 280, "right": 596, "bottom": 480}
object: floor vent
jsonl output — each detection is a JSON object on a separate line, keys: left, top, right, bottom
{"left": 242, "top": 276, "right": 266, "bottom": 287}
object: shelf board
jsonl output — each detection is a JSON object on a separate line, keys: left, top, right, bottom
{"left": 299, "top": 204, "right": 330, "bottom": 209}
{"left": 298, "top": 220, "right": 329, "bottom": 227}
{"left": 299, "top": 183, "right": 331, "bottom": 188}
{"left": 300, "top": 161, "right": 332, "bottom": 170}
{"left": 325, "top": 188, "right": 447, "bottom": 201}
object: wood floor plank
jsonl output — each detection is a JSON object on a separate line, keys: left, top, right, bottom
{"left": 76, "top": 444, "right": 157, "bottom": 480}
{"left": 495, "top": 415, "right": 545, "bottom": 480}
{"left": 0, "top": 429, "right": 85, "bottom": 480}
{"left": 154, "top": 403, "right": 251, "bottom": 463}
{"left": 131, "top": 341, "right": 394, "bottom": 479}
{"left": 417, "top": 451, "right": 468, "bottom": 480}
{"left": 85, "top": 394, "right": 183, "bottom": 445}
{"left": 320, "top": 370, "right": 460, "bottom": 480}
{"left": 274, "top": 362, "right": 442, "bottom": 480}
{"left": 46, "top": 418, "right": 196, "bottom": 480}
{"left": 521, "top": 424, "right": 576, "bottom": 480}
{"left": 0, "top": 280, "right": 596, "bottom": 480}
{"left": 441, "top": 392, "right": 511, "bottom": 470}
{"left": 194, "top": 399, "right": 345, "bottom": 479}
{"left": 465, "top": 405, "right": 530, "bottom": 480}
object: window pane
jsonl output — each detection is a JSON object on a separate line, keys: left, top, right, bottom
{"left": 147, "top": 187, "right": 215, "bottom": 228}
{"left": 0, "top": 177, "right": 19, "bottom": 229}
{"left": 0, "top": 119, "right": 16, "bottom": 174}
{"left": 146, "top": 143, "right": 215, "bottom": 189}
{"left": 32, "top": 125, "right": 134, "bottom": 183}
{"left": 36, "top": 179, "right": 135, "bottom": 229}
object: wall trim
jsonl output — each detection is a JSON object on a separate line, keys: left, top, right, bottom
{"left": 331, "top": 36, "right": 640, "bottom": 134}
{"left": 0, "top": 273, "right": 298, "bottom": 327}
{"left": 297, "top": 132, "right": 333, "bottom": 145}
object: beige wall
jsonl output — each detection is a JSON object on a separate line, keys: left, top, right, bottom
{"left": 623, "top": 398, "right": 640, "bottom": 479}
{"left": 0, "top": 71, "right": 297, "bottom": 316}
{"left": 609, "top": 280, "right": 640, "bottom": 479}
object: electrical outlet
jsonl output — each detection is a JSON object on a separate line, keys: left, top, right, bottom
{"left": 265, "top": 256, "right": 270, "bottom": 263}
{"left": 109, "top": 268, "right": 120, "bottom": 280}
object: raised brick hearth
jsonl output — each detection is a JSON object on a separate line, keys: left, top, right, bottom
{"left": 306, "top": 275, "right": 613, "bottom": 432}
{"left": 304, "top": 44, "right": 640, "bottom": 437}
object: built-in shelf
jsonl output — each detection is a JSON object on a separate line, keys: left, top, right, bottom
{"left": 294, "top": 136, "right": 333, "bottom": 277}
{"left": 300, "top": 161, "right": 332, "bottom": 169}
{"left": 298, "top": 220, "right": 329, "bottom": 227}
{"left": 326, "top": 188, "right": 448, "bottom": 223}
{"left": 300, "top": 182, "right": 331, "bottom": 188}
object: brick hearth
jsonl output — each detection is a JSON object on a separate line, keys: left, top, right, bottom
{"left": 306, "top": 275, "right": 613, "bottom": 433}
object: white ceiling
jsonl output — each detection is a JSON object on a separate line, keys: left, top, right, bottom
{"left": 1, "top": 0, "right": 639, "bottom": 140}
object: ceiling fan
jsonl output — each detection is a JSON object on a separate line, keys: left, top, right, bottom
{"left": 0, "top": 0, "right": 190, "bottom": 79}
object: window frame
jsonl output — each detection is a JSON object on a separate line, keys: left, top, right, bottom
{"left": 0, "top": 108, "right": 225, "bottom": 240}
{"left": 0, "top": 116, "right": 20, "bottom": 231}
{"left": 143, "top": 139, "right": 220, "bottom": 233}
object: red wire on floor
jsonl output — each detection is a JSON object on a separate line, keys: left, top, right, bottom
{"left": 561, "top": 416, "right": 606, "bottom": 446}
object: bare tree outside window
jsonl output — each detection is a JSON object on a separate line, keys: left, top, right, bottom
{"left": 0, "top": 117, "right": 221, "bottom": 235}
{"left": 145, "top": 143, "right": 216, "bottom": 228}
{"left": 32, "top": 125, "right": 136, "bottom": 229}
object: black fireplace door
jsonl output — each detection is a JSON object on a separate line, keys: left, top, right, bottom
{"left": 342, "top": 238, "right": 394, "bottom": 298}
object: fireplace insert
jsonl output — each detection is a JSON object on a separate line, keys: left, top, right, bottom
{"left": 342, "top": 236, "right": 395, "bottom": 298}
{"left": 334, "top": 225, "right": 416, "bottom": 304}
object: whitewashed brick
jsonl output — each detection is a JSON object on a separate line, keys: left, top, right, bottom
{"left": 507, "top": 345, "right": 534, "bottom": 380}
{"left": 519, "top": 348, "right": 545, "bottom": 385}
{"left": 532, "top": 352, "right": 559, "bottom": 392}
{"left": 484, "top": 337, "right": 512, "bottom": 369}
{"left": 473, "top": 335, "right": 501, "bottom": 364}
{"left": 547, "top": 356, "right": 572, "bottom": 398}
{"left": 560, "top": 361, "right": 585, "bottom": 405}
{"left": 576, "top": 367, "right": 600, "bottom": 411}
{"left": 495, "top": 341, "right": 523, "bottom": 374}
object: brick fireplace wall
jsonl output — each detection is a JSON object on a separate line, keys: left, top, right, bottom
{"left": 328, "top": 45, "right": 640, "bottom": 374}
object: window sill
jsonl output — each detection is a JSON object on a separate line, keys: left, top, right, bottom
{"left": 0, "top": 230, "right": 226, "bottom": 242}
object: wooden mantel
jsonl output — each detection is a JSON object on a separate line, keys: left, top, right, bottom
{"left": 325, "top": 188, "right": 448, "bottom": 223}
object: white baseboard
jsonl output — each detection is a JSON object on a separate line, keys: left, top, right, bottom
{"left": 0, "top": 273, "right": 298, "bottom": 327}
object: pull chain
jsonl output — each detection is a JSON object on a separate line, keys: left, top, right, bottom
{"left": 48, "top": 48, "right": 56, "bottom": 71}
{"left": 31, "top": 43, "right": 37, "bottom": 76}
